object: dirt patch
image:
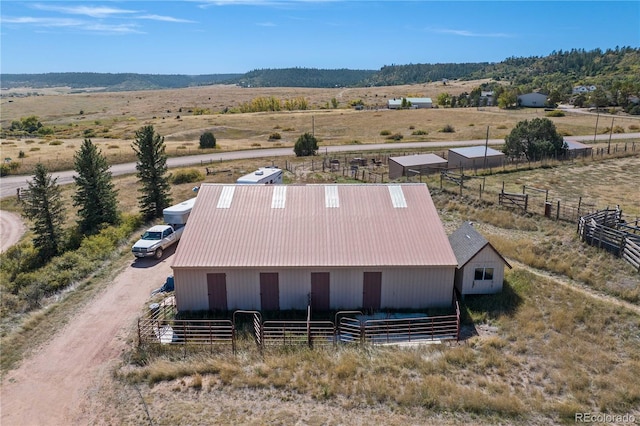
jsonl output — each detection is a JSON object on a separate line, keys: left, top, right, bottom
{"left": 0, "top": 254, "right": 174, "bottom": 425}
{"left": 0, "top": 210, "right": 25, "bottom": 253}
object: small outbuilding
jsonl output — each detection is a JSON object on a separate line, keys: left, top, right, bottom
{"left": 171, "top": 183, "right": 458, "bottom": 313}
{"left": 564, "top": 140, "right": 593, "bottom": 158}
{"left": 388, "top": 97, "right": 433, "bottom": 109}
{"left": 388, "top": 153, "right": 448, "bottom": 180}
{"left": 447, "top": 146, "right": 505, "bottom": 170}
{"left": 518, "top": 92, "right": 548, "bottom": 107}
{"left": 448, "top": 222, "right": 511, "bottom": 296}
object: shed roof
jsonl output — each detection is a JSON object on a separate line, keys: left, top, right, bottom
{"left": 389, "top": 153, "right": 447, "bottom": 167}
{"left": 564, "top": 140, "right": 592, "bottom": 150}
{"left": 448, "top": 222, "right": 511, "bottom": 269}
{"left": 388, "top": 97, "right": 432, "bottom": 106}
{"left": 172, "top": 183, "right": 457, "bottom": 269}
{"left": 448, "top": 146, "right": 504, "bottom": 159}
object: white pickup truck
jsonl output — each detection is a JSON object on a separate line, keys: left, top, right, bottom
{"left": 131, "top": 224, "right": 184, "bottom": 259}
{"left": 132, "top": 197, "right": 197, "bottom": 260}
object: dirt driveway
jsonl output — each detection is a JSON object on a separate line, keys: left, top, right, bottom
{"left": 0, "top": 250, "right": 175, "bottom": 425}
{"left": 0, "top": 210, "right": 25, "bottom": 253}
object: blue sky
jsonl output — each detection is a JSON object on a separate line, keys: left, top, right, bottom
{"left": 1, "top": 1, "right": 639, "bottom": 74}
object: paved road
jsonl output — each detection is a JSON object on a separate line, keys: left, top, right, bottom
{"left": 1, "top": 134, "right": 638, "bottom": 199}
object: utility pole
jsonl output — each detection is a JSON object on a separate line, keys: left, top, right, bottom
{"left": 607, "top": 117, "right": 614, "bottom": 154}
{"left": 483, "top": 126, "right": 489, "bottom": 169}
{"left": 593, "top": 112, "right": 600, "bottom": 144}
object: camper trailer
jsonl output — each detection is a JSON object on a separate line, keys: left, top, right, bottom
{"left": 236, "top": 167, "right": 283, "bottom": 184}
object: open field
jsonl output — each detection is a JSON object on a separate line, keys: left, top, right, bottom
{"left": 2, "top": 81, "right": 640, "bottom": 174}
{"left": 1, "top": 83, "right": 639, "bottom": 425}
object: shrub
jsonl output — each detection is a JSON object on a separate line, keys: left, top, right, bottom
{"left": 199, "top": 131, "right": 216, "bottom": 149}
{"left": 545, "top": 110, "right": 565, "bottom": 117}
{"left": 49, "top": 140, "right": 63, "bottom": 146}
{"left": 379, "top": 130, "right": 391, "bottom": 136}
{"left": 294, "top": 132, "right": 318, "bottom": 157}
{"left": 269, "top": 132, "right": 282, "bottom": 140}
{"left": 29, "top": 147, "right": 41, "bottom": 151}
{"left": 411, "top": 130, "right": 428, "bottom": 135}
{"left": 171, "top": 169, "right": 203, "bottom": 184}
{"left": 386, "top": 133, "right": 404, "bottom": 141}
{"left": 83, "top": 129, "right": 96, "bottom": 138}
{"left": 440, "top": 124, "right": 455, "bottom": 133}
{"left": 18, "top": 150, "right": 25, "bottom": 158}
{"left": 629, "top": 124, "right": 640, "bottom": 131}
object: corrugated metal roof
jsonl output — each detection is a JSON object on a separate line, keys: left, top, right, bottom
{"left": 448, "top": 146, "right": 504, "bottom": 159}
{"left": 564, "top": 140, "right": 591, "bottom": 150}
{"left": 172, "top": 183, "right": 458, "bottom": 269}
{"left": 390, "top": 153, "right": 447, "bottom": 167}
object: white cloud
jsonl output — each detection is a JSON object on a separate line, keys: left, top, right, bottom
{"left": 137, "top": 14, "right": 196, "bottom": 23}
{"left": 430, "top": 28, "right": 512, "bottom": 38}
{"left": 30, "top": 4, "right": 139, "bottom": 18}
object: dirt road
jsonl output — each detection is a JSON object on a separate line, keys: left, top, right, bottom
{"left": 0, "top": 210, "right": 25, "bottom": 253}
{"left": 0, "top": 251, "right": 174, "bottom": 425}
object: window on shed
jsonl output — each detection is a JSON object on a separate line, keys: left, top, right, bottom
{"left": 474, "top": 267, "right": 494, "bottom": 281}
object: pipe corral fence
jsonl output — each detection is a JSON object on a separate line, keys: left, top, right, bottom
{"left": 138, "top": 301, "right": 461, "bottom": 352}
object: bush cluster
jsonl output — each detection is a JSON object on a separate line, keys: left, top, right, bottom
{"left": 0, "top": 215, "right": 142, "bottom": 314}
{"left": 171, "top": 169, "right": 203, "bottom": 184}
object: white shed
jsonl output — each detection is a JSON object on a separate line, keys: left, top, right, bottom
{"left": 448, "top": 222, "right": 511, "bottom": 296}
{"left": 518, "top": 92, "right": 548, "bottom": 107}
{"left": 388, "top": 97, "right": 433, "bottom": 109}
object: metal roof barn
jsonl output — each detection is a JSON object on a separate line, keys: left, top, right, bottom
{"left": 171, "top": 183, "right": 458, "bottom": 312}
{"left": 447, "top": 146, "right": 505, "bottom": 170}
{"left": 388, "top": 153, "right": 448, "bottom": 180}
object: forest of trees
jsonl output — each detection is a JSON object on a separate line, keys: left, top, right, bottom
{"left": 2, "top": 48, "right": 639, "bottom": 111}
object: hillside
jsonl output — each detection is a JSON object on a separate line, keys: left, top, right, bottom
{"left": 2, "top": 47, "right": 638, "bottom": 94}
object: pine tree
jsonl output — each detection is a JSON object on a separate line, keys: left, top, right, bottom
{"left": 73, "top": 138, "right": 119, "bottom": 234}
{"left": 132, "top": 125, "right": 172, "bottom": 220}
{"left": 22, "top": 163, "right": 66, "bottom": 261}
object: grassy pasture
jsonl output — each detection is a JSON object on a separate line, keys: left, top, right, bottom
{"left": 1, "top": 82, "right": 639, "bottom": 424}
{"left": 2, "top": 81, "right": 640, "bottom": 174}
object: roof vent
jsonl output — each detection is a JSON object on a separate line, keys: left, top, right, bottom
{"left": 255, "top": 170, "right": 264, "bottom": 175}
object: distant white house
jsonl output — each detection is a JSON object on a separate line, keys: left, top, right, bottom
{"left": 388, "top": 97, "right": 433, "bottom": 109}
{"left": 480, "top": 91, "right": 494, "bottom": 106}
{"left": 518, "top": 92, "right": 548, "bottom": 108}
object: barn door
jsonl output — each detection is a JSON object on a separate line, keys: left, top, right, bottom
{"left": 260, "top": 273, "right": 280, "bottom": 311}
{"left": 362, "top": 272, "right": 382, "bottom": 311}
{"left": 311, "top": 272, "right": 330, "bottom": 312}
{"left": 207, "top": 273, "right": 227, "bottom": 311}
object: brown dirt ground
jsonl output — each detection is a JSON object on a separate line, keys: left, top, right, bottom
{"left": 0, "top": 210, "right": 25, "bottom": 252}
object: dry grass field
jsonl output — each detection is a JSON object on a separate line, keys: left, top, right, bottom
{"left": 2, "top": 81, "right": 640, "bottom": 174}
{"left": 1, "top": 82, "right": 639, "bottom": 425}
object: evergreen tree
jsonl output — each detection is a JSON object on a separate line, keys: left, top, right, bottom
{"left": 503, "top": 118, "right": 566, "bottom": 161}
{"left": 293, "top": 132, "right": 319, "bottom": 157}
{"left": 22, "top": 163, "right": 66, "bottom": 261}
{"left": 132, "top": 125, "right": 172, "bottom": 220}
{"left": 199, "top": 131, "right": 216, "bottom": 149}
{"left": 72, "top": 138, "right": 119, "bottom": 234}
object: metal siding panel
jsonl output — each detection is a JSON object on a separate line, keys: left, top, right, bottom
{"left": 330, "top": 269, "right": 363, "bottom": 310}
{"left": 381, "top": 268, "right": 455, "bottom": 309}
{"left": 279, "top": 269, "right": 311, "bottom": 310}
{"left": 174, "top": 269, "right": 209, "bottom": 311}
{"left": 226, "top": 270, "right": 260, "bottom": 310}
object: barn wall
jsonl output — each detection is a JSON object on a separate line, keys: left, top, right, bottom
{"left": 388, "top": 159, "right": 404, "bottom": 180}
{"left": 174, "top": 266, "right": 457, "bottom": 312}
{"left": 447, "top": 152, "right": 503, "bottom": 170}
{"left": 381, "top": 267, "right": 455, "bottom": 308}
{"left": 173, "top": 269, "right": 210, "bottom": 311}
{"left": 460, "top": 246, "right": 505, "bottom": 295}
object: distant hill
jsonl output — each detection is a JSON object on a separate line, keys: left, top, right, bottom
{"left": 2, "top": 47, "right": 638, "bottom": 96}
{"left": 0, "top": 72, "right": 242, "bottom": 91}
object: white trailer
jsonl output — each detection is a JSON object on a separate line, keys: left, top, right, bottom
{"left": 163, "top": 197, "right": 197, "bottom": 225}
{"left": 236, "top": 167, "right": 283, "bottom": 184}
